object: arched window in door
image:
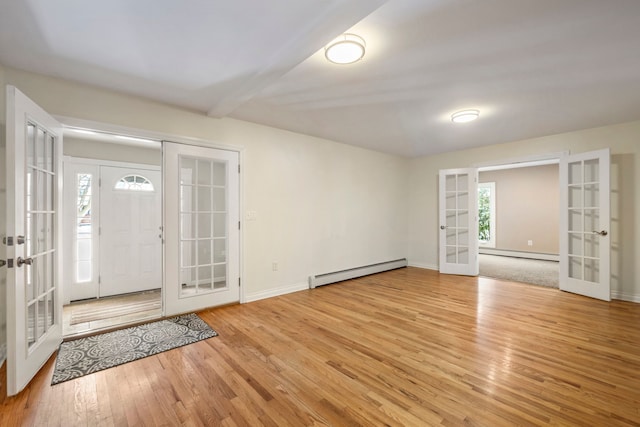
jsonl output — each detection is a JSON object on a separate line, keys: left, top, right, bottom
{"left": 114, "top": 174, "right": 154, "bottom": 191}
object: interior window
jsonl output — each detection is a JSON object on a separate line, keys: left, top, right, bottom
{"left": 478, "top": 182, "right": 496, "bottom": 248}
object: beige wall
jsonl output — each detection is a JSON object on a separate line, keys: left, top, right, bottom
{"left": 408, "top": 122, "right": 640, "bottom": 301}
{"left": 3, "top": 65, "right": 409, "bottom": 302}
{"left": 64, "top": 137, "right": 162, "bottom": 165}
{"left": 480, "top": 164, "right": 559, "bottom": 254}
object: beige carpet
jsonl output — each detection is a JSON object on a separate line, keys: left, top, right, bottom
{"left": 479, "top": 254, "right": 559, "bottom": 288}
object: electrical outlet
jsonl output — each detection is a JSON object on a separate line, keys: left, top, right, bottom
{"left": 527, "top": 240, "right": 533, "bottom": 246}
{"left": 272, "top": 262, "right": 278, "bottom": 271}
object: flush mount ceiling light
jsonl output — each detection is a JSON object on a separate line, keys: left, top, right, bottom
{"left": 451, "top": 109, "right": 480, "bottom": 123}
{"left": 325, "top": 33, "right": 366, "bottom": 64}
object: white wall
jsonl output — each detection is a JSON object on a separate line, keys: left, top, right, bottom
{"left": 64, "top": 137, "right": 162, "bottom": 165}
{"left": 2, "top": 65, "right": 408, "bottom": 301}
{"left": 408, "top": 122, "right": 640, "bottom": 301}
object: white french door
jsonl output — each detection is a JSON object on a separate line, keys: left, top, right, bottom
{"left": 559, "top": 149, "right": 611, "bottom": 301}
{"left": 99, "top": 166, "right": 162, "bottom": 297}
{"left": 164, "top": 142, "right": 240, "bottom": 315}
{"left": 438, "top": 168, "right": 479, "bottom": 275}
{"left": 5, "top": 86, "right": 63, "bottom": 395}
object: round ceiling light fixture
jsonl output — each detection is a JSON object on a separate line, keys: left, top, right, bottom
{"left": 325, "top": 33, "right": 366, "bottom": 64}
{"left": 451, "top": 109, "right": 480, "bottom": 123}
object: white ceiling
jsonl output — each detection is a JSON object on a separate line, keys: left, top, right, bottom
{"left": 2, "top": 0, "right": 640, "bottom": 157}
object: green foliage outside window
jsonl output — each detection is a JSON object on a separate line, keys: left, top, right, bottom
{"left": 478, "top": 187, "right": 491, "bottom": 242}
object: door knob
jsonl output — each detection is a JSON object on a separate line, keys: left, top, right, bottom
{"left": 16, "top": 257, "right": 33, "bottom": 267}
{"left": 440, "top": 225, "right": 447, "bottom": 230}
{"left": 592, "top": 230, "right": 608, "bottom": 236}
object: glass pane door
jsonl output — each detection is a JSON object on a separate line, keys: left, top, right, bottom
{"left": 179, "top": 156, "right": 229, "bottom": 296}
{"left": 25, "top": 123, "right": 57, "bottom": 348}
{"left": 560, "top": 149, "right": 610, "bottom": 300}
{"left": 6, "top": 86, "right": 63, "bottom": 396}
{"left": 438, "top": 168, "right": 479, "bottom": 276}
{"left": 164, "top": 142, "right": 239, "bottom": 316}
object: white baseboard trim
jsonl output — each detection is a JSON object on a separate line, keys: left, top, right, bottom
{"left": 480, "top": 248, "right": 559, "bottom": 262}
{"left": 612, "top": 291, "right": 640, "bottom": 303}
{"left": 244, "top": 282, "right": 308, "bottom": 303}
{"left": 309, "top": 259, "right": 407, "bottom": 289}
{"left": 408, "top": 262, "right": 438, "bottom": 271}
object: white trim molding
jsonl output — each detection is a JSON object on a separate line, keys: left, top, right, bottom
{"left": 479, "top": 248, "right": 559, "bottom": 262}
{"left": 408, "top": 262, "right": 438, "bottom": 271}
{"left": 611, "top": 291, "right": 640, "bottom": 303}
{"left": 245, "top": 282, "right": 309, "bottom": 303}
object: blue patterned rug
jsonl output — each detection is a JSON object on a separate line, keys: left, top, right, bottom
{"left": 52, "top": 313, "right": 217, "bottom": 385}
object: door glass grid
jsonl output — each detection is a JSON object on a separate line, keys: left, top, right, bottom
{"left": 25, "top": 122, "right": 56, "bottom": 349}
{"left": 445, "top": 173, "right": 470, "bottom": 264}
{"left": 179, "top": 156, "right": 228, "bottom": 296}
{"left": 567, "top": 159, "right": 600, "bottom": 283}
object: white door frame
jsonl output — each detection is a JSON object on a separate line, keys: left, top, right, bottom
{"left": 55, "top": 117, "right": 246, "bottom": 306}
{"left": 63, "top": 157, "right": 162, "bottom": 303}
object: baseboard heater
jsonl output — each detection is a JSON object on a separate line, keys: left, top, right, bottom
{"left": 308, "top": 258, "right": 407, "bottom": 289}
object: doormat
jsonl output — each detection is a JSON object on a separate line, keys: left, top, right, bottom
{"left": 52, "top": 313, "right": 217, "bottom": 385}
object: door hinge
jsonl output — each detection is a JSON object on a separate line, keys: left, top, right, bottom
{"left": 4, "top": 236, "right": 25, "bottom": 245}
{"left": 238, "top": 221, "right": 241, "bottom": 230}
{"left": 98, "top": 275, "right": 101, "bottom": 284}
{"left": 6, "top": 259, "right": 13, "bottom": 268}
{"left": 238, "top": 277, "right": 241, "bottom": 287}
{"left": 99, "top": 178, "right": 102, "bottom": 187}
{"left": 238, "top": 164, "right": 241, "bottom": 173}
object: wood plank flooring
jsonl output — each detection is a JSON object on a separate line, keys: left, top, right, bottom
{"left": 1, "top": 267, "right": 639, "bottom": 426}
{"left": 63, "top": 290, "right": 162, "bottom": 337}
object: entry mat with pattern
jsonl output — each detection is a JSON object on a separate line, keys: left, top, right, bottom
{"left": 52, "top": 313, "right": 217, "bottom": 385}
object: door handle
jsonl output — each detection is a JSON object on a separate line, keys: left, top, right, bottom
{"left": 592, "top": 230, "right": 608, "bottom": 236}
{"left": 16, "top": 257, "right": 33, "bottom": 267}
{"left": 440, "top": 225, "right": 447, "bottom": 230}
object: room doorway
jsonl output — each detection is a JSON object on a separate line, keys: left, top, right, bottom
{"left": 477, "top": 160, "right": 560, "bottom": 289}
{"left": 62, "top": 142, "right": 163, "bottom": 336}
{"left": 438, "top": 149, "right": 611, "bottom": 301}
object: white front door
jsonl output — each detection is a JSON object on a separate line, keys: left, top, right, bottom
{"left": 438, "top": 168, "right": 479, "bottom": 275}
{"left": 164, "top": 142, "right": 240, "bottom": 315}
{"left": 559, "top": 149, "right": 611, "bottom": 301}
{"left": 5, "top": 86, "right": 63, "bottom": 396}
{"left": 99, "top": 166, "right": 162, "bottom": 297}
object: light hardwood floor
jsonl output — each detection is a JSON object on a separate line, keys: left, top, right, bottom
{"left": 1, "top": 267, "right": 639, "bottom": 426}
